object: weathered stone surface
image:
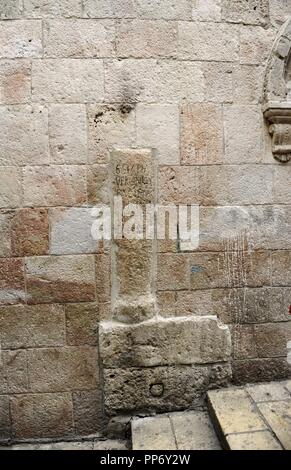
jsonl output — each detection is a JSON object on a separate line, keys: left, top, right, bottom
{"left": 274, "top": 167, "right": 291, "bottom": 204}
{"left": 25, "top": 255, "right": 96, "bottom": 304}
{"left": 171, "top": 411, "right": 221, "bottom": 450}
{"left": 0, "top": 167, "right": 22, "bottom": 208}
{"left": 247, "top": 382, "right": 291, "bottom": 403}
{"left": 88, "top": 104, "right": 136, "bottom": 164}
{"left": 181, "top": 103, "right": 223, "bottom": 165}
{"left": 0, "top": 0, "right": 22, "bottom": 19}
{"left": 269, "top": 0, "right": 291, "bottom": 25}
{"left": 0, "top": 20, "right": 42, "bottom": 58}
{"left": 87, "top": 165, "right": 109, "bottom": 204}
{"left": 11, "top": 208, "right": 49, "bottom": 256}
{"left": 221, "top": 0, "right": 269, "bottom": 25}
{"left": 272, "top": 250, "right": 291, "bottom": 286}
{"left": 100, "top": 316, "right": 231, "bottom": 368}
{"left": 0, "top": 258, "right": 26, "bottom": 305}
{"left": 11, "top": 393, "right": 74, "bottom": 439}
{"left": 258, "top": 401, "right": 291, "bottom": 450}
{"left": 50, "top": 208, "right": 98, "bottom": 255}
{"left": 0, "top": 350, "right": 28, "bottom": 394}
{"left": 158, "top": 254, "right": 189, "bottom": 290}
{"left": 73, "top": 390, "right": 103, "bottom": 435}
{"left": 32, "top": 59, "right": 104, "bottom": 102}
{"left": 66, "top": 303, "right": 99, "bottom": 346}
{"left": 159, "top": 166, "right": 199, "bottom": 204}
{"left": 240, "top": 25, "right": 276, "bottom": 65}
{"left": 223, "top": 105, "right": 263, "bottom": 163}
{"left": 104, "top": 59, "right": 205, "bottom": 103}
{"left": 0, "top": 396, "right": 11, "bottom": 440}
{"left": 44, "top": 19, "right": 115, "bottom": 58}
{"left": 136, "top": 104, "right": 179, "bottom": 165}
{"left": 49, "top": 104, "right": 87, "bottom": 164}
{"left": 0, "top": 304, "right": 65, "bottom": 349}
{"left": 231, "top": 325, "right": 257, "bottom": 360}
{"left": 28, "top": 347, "right": 99, "bottom": 392}
{"left": 104, "top": 363, "right": 231, "bottom": 414}
{"left": 0, "top": 60, "right": 31, "bottom": 104}
{"left": 192, "top": 0, "right": 222, "bottom": 22}
{"left": 232, "top": 358, "right": 291, "bottom": 385}
{"left": 96, "top": 254, "right": 111, "bottom": 304}
{"left": 116, "top": 20, "right": 177, "bottom": 58}
{"left": 0, "top": 105, "right": 49, "bottom": 166}
{"left": 111, "top": 149, "right": 156, "bottom": 323}
{"left": 135, "top": 0, "right": 191, "bottom": 19}
{"left": 200, "top": 166, "right": 272, "bottom": 205}
{"left": 23, "top": 166, "right": 87, "bottom": 207}
{"left": 178, "top": 22, "right": 239, "bottom": 61}
{"left": 233, "top": 65, "right": 264, "bottom": 104}
{"left": 23, "top": 0, "right": 82, "bottom": 18}
{"left": 132, "top": 415, "right": 177, "bottom": 450}
{"left": 0, "top": 211, "right": 12, "bottom": 257}
{"left": 203, "top": 62, "right": 233, "bottom": 103}
{"left": 254, "top": 322, "right": 291, "bottom": 358}
{"left": 157, "top": 291, "right": 176, "bottom": 317}
{"left": 226, "top": 430, "right": 282, "bottom": 450}
{"left": 93, "top": 439, "right": 128, "bottom": 450}
{"left": 208, "top": 389, "right": 267, "bottom": 436}
{"left": 84, "top": 0, "right": 136, "bottom": 18}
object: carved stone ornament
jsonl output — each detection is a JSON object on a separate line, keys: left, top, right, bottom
{"left": 263, "top": 103, "right": 291, "bottom": 163}
{"left": 263, "top": 18, "right": 291, "bottom": 163}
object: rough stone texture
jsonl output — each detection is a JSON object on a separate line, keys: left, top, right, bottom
{"left": 49, "top": 104, "right": 87, "bottom": 164}
{"left": 11, "top": 208, "right": 49, "bottom": 256}
{"left": 0, "top": 168, "right": 22, "bottom": 208}
{"left": 0, "top": 396, "right": 11, "bottom": 440}
{"left": 192, "top": 0, "right": 222, "bottom": 22}
{"left": 232, "top": 358, "right": 291, "bottom": 385}
{"left": 23, "top": 0, "right": 83, "bottom": 18}
{"left": 0, "top": 60, "right": 31, "bottom": 104}
{"left": 0, "top": 304, "right": 65, "bottom": 349}
{"left": 0, "top": 258, "right": 26, "bottom": 305}
{"left": 100, "top": 317, "right": 231, "bottom": 368}
{"left": 87, "top": 165, "right": 109, "bottom": 204}
{"left": 11, "top": 393, "right": 74, "bottom": 439}
{"left": 104, "top": 363, "right": 232, "bottom": 414}
{"left": 73, "top": 390, "right": 103, "bottom": 435}
{"left": 170, "top": 411, "right": 221, "bottom": 450}
{"left": 0, "top": 20, "right": 42, "bottom": 58}
{"left": 32, "top": 59, "right": 104, "bottom": 102}
{"left": 0, "top": 350, "right": 28, "bottom": 394}
{"left": 84, "top": 0, "right": 137, "bottom": 18}
{"left": 247, "top": 382, "right": 291, "bottom": 402}
{"left": 0, "top": 105, "right": 49, "bottom": 166}
{"left": 132, "top": 415, "right": 177, "bottom": 450}
{"left": 269, "top": 0, "right": 291, "bottom": 25}
{"left": 65, "top": 303, "right": 99, "bottom": 346}
{"left": 25, "top": 255, "right": 96, "bottom": 304}
{"left": 226, "top": 431, "right": 282, "bottom": 450}
{"left": 23, "top": 166, "right": 87, "bottom": 207}
{"left": 221, "top": 0, "right": 269, "bottom": 25}
{"left": 257, "top": 401, "right": 291, "bottom": 450}
{"left": 44, "top": 20, "right": 115, "bottom": 58}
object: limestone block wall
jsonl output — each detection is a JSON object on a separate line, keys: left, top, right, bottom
{"left": 0, "top": 0, "right": 291, "bottom": 441}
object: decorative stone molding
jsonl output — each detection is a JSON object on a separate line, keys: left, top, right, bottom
{"left": 263, "top": 18, "right": 291, "bottom": 163}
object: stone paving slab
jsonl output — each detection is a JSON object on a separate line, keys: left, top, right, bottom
{"left": 258, "top": 401, "right": 291, "bottom": 450}
{"left": 246, "top": 382, "right": 291, "bottom": 403}
{"left": 226, "top": 431, "right": 283, "bottom": 450}
{"left": 132, "top": 415, "right": 177, "bottom": 450}
{"left": 1, "top": 439, "right": 128, "bottom": 451}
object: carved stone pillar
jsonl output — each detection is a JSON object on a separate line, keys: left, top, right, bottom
{"left": 264, "top": 103, "right": 291, "bottom": 163}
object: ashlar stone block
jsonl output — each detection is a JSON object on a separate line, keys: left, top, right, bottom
{"left": 0, "top": 60, "right": 31, "bottom": 104}
{"left": 0, "top": 20, "right": 42, "bottom": 58}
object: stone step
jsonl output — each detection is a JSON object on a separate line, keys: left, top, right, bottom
{"left": 207, "top": 381, "right": 291, "bottom": 450}
{"left": 131, "top": 411, "right": 221, "bottom": 450}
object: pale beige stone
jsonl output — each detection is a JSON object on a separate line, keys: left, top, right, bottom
{"left": 158, "top": 253, "right": 189, "bottom": 290}
{"left": 233, "top": 65, "right": 264, "bottom": 104}
{"left": 285, "top": 381, "right": 291, "bottom": 394}
{"left": 50, "top": 208, "right": 98, "bottom": 255}
{"left": 208, "top": 389, "right": 268, "bottom": 434}
{"left": 0, "top": 167, "right": 22, "bottom": 208}
{"left": 247, "top": 382, "right": 291, "bottom": 403}
{"left": 0, "top": 350, "right": 28, "bottom": 394}
{"left": 192, "top": 0, "right": 222, "bottom": 22}
{"left": 178, "top": 22, "right": 239, "bottom": 61}
{"left": 221, "top": 0, "right": 269, "bottom": 25}
{"left": 23, "top": 165, "right": 87, "bottom": 207}
{"left": 0, "top": 60, "right": 31, "bottom": 104}
{"left": 28, "top": 347, "right": 99, "bottom": 392}
{"left": 203, "top": 62, "right": 234, "bottom": 103}
{"left": 136, "top": 104, "right": 180, "bottom": 165}
{"left": 240, "top": 25, "right": 277, "bottom": 65}
{"left": 32, "top": 59, "right": 104, "bottom": 102}
{"left": 0, "top": 105, "right": 49, "bottom": 166}
{"left": 49, "top": 104, "right": 87, "bottom": 164}
{"left": 135, "top": 0, "right": 191, "bottom": 20}
{"left": 0, "top": 20, "right": 42, "bottom": 58}
{"left": 223, "top": 105, "right": 263, "bottom": 163}
{"left": 258, "top": 401, "right": 291, "bottom": 450}
{"left": 104, "top": 59, "right": 205, "bottom": 103}
{"left": 254, "top": 322, "right": 291, "bottom": 358}
{"left": 93, "top": 439, "right": 128, "bottom": 450}
{"left": 100, "top": 316, "right": 231, "bottom": 368}
{"left": 170, "top": 411, "right": 221, "bottom": 450}
{"left": 159, "top": 166, "right": 199, "bottom": 204}
{"left": 84, "top": 0, "right": 136, "bottom": 18}
{"left": 231, "top": 324, "right": 257, "bottom": 360}
{"left": 11, "top": 393, "right": 74, "bottom": 439}
{"left": 274, "top": 167, "right": 291, "bottom": 204}
{"left": 88, "top": 104, "right": 136, "bottom": 164}
{"left": 66, "top": 303, "right": 99, "bottom": 346}
{"left": 132, "top": 416, "right": 177, "bottom": 450}
{"left": 44, "top": 19, "right": 115, "bottom": 58}
{"left": 0, "top": 0, "right": 22, "bottom": 19}
{"left": 25, "top": 255, "right": 96, "bottom": 304}
{"left": 181, "top": 103, "right": 223, "bottom": 165}
{"left": 269, "top": 0, "right": 291, "bottom": 26}
{"left": 23, "top": 0, "right": 82, "bottom": 17}
{"left": 0, "top": 304, "right": 65, "bottom": 349}
{"left": 227, "top": 431, "right": 282, "bottom": 450}
{"left": 87, "top": 165, "right": 109, "bottom": 204}
{"left": 116, "top": 20, "right": 177, "bottom": 58}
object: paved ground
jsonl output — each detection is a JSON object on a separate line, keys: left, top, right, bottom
{"left": 0, "top": 439, "right": 128, "bottom": 451}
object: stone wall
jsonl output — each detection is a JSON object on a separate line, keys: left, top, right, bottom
{"left": 1, "top": 0, "right": 291, "bottom": 441}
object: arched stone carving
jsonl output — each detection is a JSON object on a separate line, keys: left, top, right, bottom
{"left": 263, "top": 18, "right": 291, "bottom": 162}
